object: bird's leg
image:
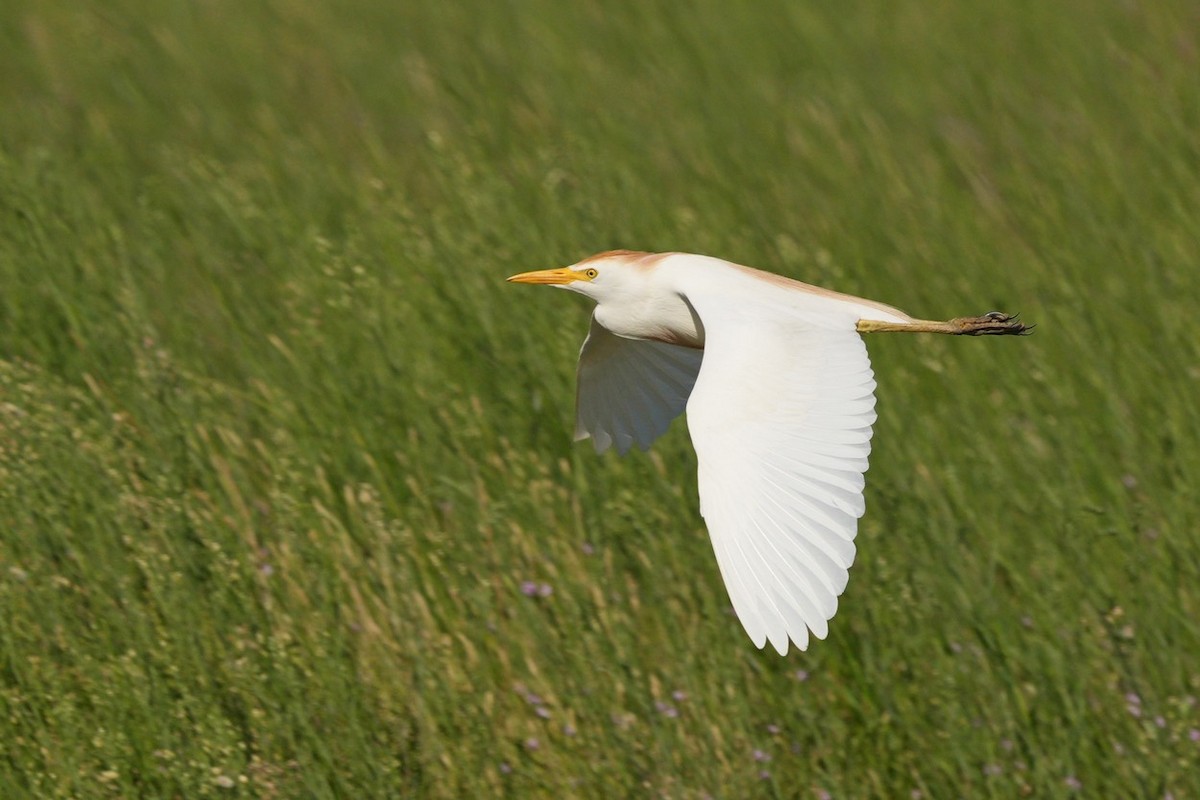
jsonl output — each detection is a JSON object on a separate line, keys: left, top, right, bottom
{"left": 857, "top": 311, "right": 1032, "bottom": 336}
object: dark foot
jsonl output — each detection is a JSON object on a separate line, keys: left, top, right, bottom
{"left": 952, "top": 312, "right": 1033, "bottom": 336}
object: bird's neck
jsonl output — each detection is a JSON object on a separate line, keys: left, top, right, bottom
{"left": 594, "top": 291, "right": 705, "bottom": 349}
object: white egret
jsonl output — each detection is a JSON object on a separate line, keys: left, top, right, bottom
{"left": 508, "top": 250, "right": 1028, "bottom": 655}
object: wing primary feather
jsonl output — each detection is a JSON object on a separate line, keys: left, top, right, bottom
{"left": 713, "top": 472, "right": 790, "bottom": 650}
{"left": 760, "top": 459, "right": 867, "bottom": 517}
{"left": 756, "top": 491, "right": 851, "bottom": 599}
{"left": 704, "top": 475, "right": 770, "bottom": 647}
{"left": 622, "top": 352, "right": 684, "bottom": 446}
{"left": 733, "top": 494, "right": 823, "bottom": 652}
{"left": 758, "top": 460, "right": 859, "bottom": 533}
{"left": 748, "top": 538, "right": 823, "bottom": 638}
{"left": 761, "top": 449, "right": 869, "bottom": 495}
{"left": 748, "top": 476, "right": 842, "bottom": 620}
{"left": 759, "top": 487, "right": 858, "bottom": 571}
{"left": 604, "top": 361, "right": 640, "bottom": 454}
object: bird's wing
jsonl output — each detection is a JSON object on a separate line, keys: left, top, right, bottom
{"left": 684, "top": 309, "right": 876, "bottom": 655}
{"left": 575, "top": 313, "right": 704, "bottom": 455}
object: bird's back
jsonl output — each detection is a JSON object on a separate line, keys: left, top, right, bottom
{"left": 651, "top": 253, "right": 914, "bottom": 329}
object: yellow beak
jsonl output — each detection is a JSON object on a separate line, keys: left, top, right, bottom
{"left": 506, "top": 267, "right": 582, "bottom": 285}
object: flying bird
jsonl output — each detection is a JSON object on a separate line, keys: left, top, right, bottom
{"left": 508, "top": 250, "right": 1028, "bottom": 655}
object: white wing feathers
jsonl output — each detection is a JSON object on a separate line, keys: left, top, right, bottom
{"left": 684, "top": 311, "right": 876, "bottom": 655}
{"left": 573, "top": 300, "right": 876, "bottom": 655}
{"left": 575, "top": 313, "right": 703, "bottom": 454}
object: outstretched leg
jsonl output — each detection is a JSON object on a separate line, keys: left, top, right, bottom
{"left": 857, "top": 311, "right": 1031, "bottom": 336}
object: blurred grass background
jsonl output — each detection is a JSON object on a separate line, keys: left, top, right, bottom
{"left": 1, "top": 0, "right": 1198, "bottom": 797}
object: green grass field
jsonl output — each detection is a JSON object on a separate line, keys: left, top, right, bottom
{"left": 2, "top": 0, "right": 1198, "bottom": 797}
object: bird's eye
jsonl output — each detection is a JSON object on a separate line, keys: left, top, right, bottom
{"left": 584, "top": 268, "right": 598, "bottom": 279}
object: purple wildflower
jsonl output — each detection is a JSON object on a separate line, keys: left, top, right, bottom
{"left": 752, "top": 749, "right": 771, "bottom": 763}
{"left": 1064, "top": 775, "right": 1082, "bottom": 791}
{"left": 520, "top": 581, "right": 538, "bottom": 597}
{"left": 515, "top": 684, "right": 544, "bottom": 706}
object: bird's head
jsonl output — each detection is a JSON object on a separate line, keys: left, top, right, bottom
{"left": 506, "top": 250, "right": 655, "bottom": 303}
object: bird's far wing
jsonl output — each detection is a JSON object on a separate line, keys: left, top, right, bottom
{"left": 576, "top": 313, "right": 704, "bottom": 455}
{"left": 684, "top": 311, "right": 876, "bottom": 655}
